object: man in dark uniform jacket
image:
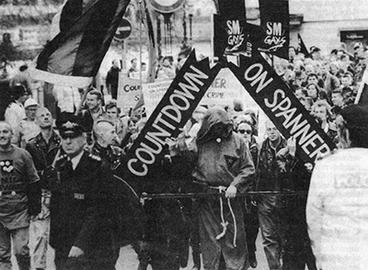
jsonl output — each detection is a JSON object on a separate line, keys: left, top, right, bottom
{"left": 90, "top": 118, "right": 144, "bottom": 253}
{"left": 90, "top": 118, "right": 123, "bottom": 170}
{"left": 44, "top": 115, "right": 117, "bottom": 270}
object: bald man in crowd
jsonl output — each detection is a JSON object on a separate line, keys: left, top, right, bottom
{"left": 26, "top": 108, "right": 61, "bottom": 270}
{"left": 0, "top": 121, "right": 41, "bottom": 270}
{"left": 90, "top": 118, "right": 123, "bottom": 170}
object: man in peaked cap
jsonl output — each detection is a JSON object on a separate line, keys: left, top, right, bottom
{"left": 44, "top": 115, "right": 119, "bottom": 270}
{"left": 307, "top": 104, "right": 368, "bottom": 270}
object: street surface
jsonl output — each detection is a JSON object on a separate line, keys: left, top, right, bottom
{"left": 12, "top": 232, "right": 269, "bottom": 270}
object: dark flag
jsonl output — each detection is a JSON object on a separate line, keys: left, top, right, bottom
{"left": 213, "top": 0, "right": 247, "bottom": 58}
{"left": 258, "top": 0, "right": 289, "bottom": 59}
{"left": 217, "top": 0, "right": 246, "bottom": 19}
{"left": 297, "top": 33, "right": 310, "bottom": 57}
{"left": 213, "top": 15, "right": 251, "bottom": 58}
{"left": 31, "top": 0, "right": 131, "bottom": 88}
{"left": 59, "top": 0, "right": 83, "bottom": 33}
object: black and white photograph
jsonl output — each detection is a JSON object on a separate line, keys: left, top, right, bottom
{"left": 0, "top": 0, "right": 368, "bottom": 269}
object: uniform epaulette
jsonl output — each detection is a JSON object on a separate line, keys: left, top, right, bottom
{"left": 89, "top": 153, "right": 102, "bottom": 161}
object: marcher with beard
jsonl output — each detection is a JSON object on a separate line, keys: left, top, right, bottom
{"left": 307, "top": 104, "right": 368, "bottom": 270}
{"left": 275, "top": 137, "right": 317, "bottom": 270}
{"left": 330, "top": 89, "right": 344, "bottom": 118}
{"left": 311, "top": 100, "right": 337, "bottom": 141}
{"left": 192, "top": 107, "right": 255, "bottom": 270}
{"left": 236, "top": 121, "right": 259, "bottom": 268}
{"left": 25, "top": 107, "right": 60, "bottom": 270}
{"left": 0, "top": 121, "right": 41, "bottom": 270}
{"left": 44, "top": 115, "right": 117, "bottom": 270}
{"left": 257, "top": 121, "right": 286, "bottom": 270}
{"left": 106, "top": 60, "right": 120, "bottom": 99}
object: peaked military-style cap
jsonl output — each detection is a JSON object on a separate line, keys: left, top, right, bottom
{"left": 57, "top": 113, "right": 85, "bottom": 138}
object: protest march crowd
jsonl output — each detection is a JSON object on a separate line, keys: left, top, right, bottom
{"left": 1, "top": 21, "right": 368, "bottom": 270}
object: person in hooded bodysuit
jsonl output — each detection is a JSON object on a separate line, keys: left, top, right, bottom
{"left": 192, "top": 107, "right": 255, "bottom": 270}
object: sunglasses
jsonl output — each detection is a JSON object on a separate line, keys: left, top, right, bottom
{"left": 238, "top": 129, "right": 252, "bottom": 135}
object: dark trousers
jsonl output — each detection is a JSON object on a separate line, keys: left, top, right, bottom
{"left": 0, "top": 224, "right": 30, "bottom": 270}
{"left": 54, "top": 247, "right": 118, "bottom": 270}
{"left": 258, "top": 195, "right": 282, "bottom": 270}
{"left": 244, "top": 200, "right": 259, "bottom": 255}
{"left": 190, "top": 201, "right": 201, "bottom": 269}
{"left": 280, "top": 195, "right": 317, "bottom": 270}
{"left": 134, "top": 240, "right": 181, "bottom": 270}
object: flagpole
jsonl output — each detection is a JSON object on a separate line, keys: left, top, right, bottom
{"left": 139, "top": 0, "right": 143, "bottom": 89}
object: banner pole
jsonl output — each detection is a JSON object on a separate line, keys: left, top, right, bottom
{"left": 210, "top": 13, "right": 214, "bottom": 64}
{"left": 355, "top": 68, "right": 368, "bottom": 104}
{"left": 139, "top": 0, "right": 143, "bottom": 89}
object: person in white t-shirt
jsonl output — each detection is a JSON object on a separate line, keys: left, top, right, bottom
{"left": 4, "top": 84, "right": 28, "bottom": 133}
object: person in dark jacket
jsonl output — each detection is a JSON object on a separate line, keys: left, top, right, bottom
{"left": 236, "top": 121, "right": 259, "bottom": 268}
{"left": 44, "top": 116, "right": 117, "bottom": 270}
{"left": 257, "top": 121, "right": 286, "bottom": 270}
{"left": 133, "top": 139, "right": 192, "bottom": 270}
{"left": 90, "top": 118, "right": 143, "bottom": 249}
{"left": 276, "top": 138, "right": 317, "bottom": 270}
{"left": 106, "top": 60, "right": 120, "bottom": 99}
{"left": 78, "top": 90, "right": 105, "bottom": 144}
{"left": 25, "top": 107, "right": 60, "bottom": 270}
{"left": 90, "top": 118, "right": 124, "bottom": 169}
{"left": 0, "top": 121, "right": 41, "bottom": 270}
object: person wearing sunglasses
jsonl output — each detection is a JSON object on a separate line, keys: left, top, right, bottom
{"left": 237, "top": 121, "right": 259, "bottom": 268}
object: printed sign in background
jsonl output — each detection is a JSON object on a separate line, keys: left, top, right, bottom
{"left": 142, "top": 80, "right": 171, "bottom": 118}
{"left": 142, "top": 68, "right": 268, "bottom": 138}
{"left": 229, "top": 53, "right": 336, "bottom": 164}
{"left": 117, "top": 74, "right": 142, "bottom": 114}
{"left": 142, "top": 68, "right": 262, "bottom": 112}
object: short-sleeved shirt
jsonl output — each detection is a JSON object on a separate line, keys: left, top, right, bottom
{"left": 0, "top": 145, "right": 39, "bottom": 229}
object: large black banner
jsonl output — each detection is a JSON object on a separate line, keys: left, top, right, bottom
{"left": 229, "top": 54, "right": 336, "bottom": 164}
{"left": 121, "top": 50, "right": 221, "bottom": 177}
{"left": 259, "top": 0, "right": 289, "bottom": 60}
